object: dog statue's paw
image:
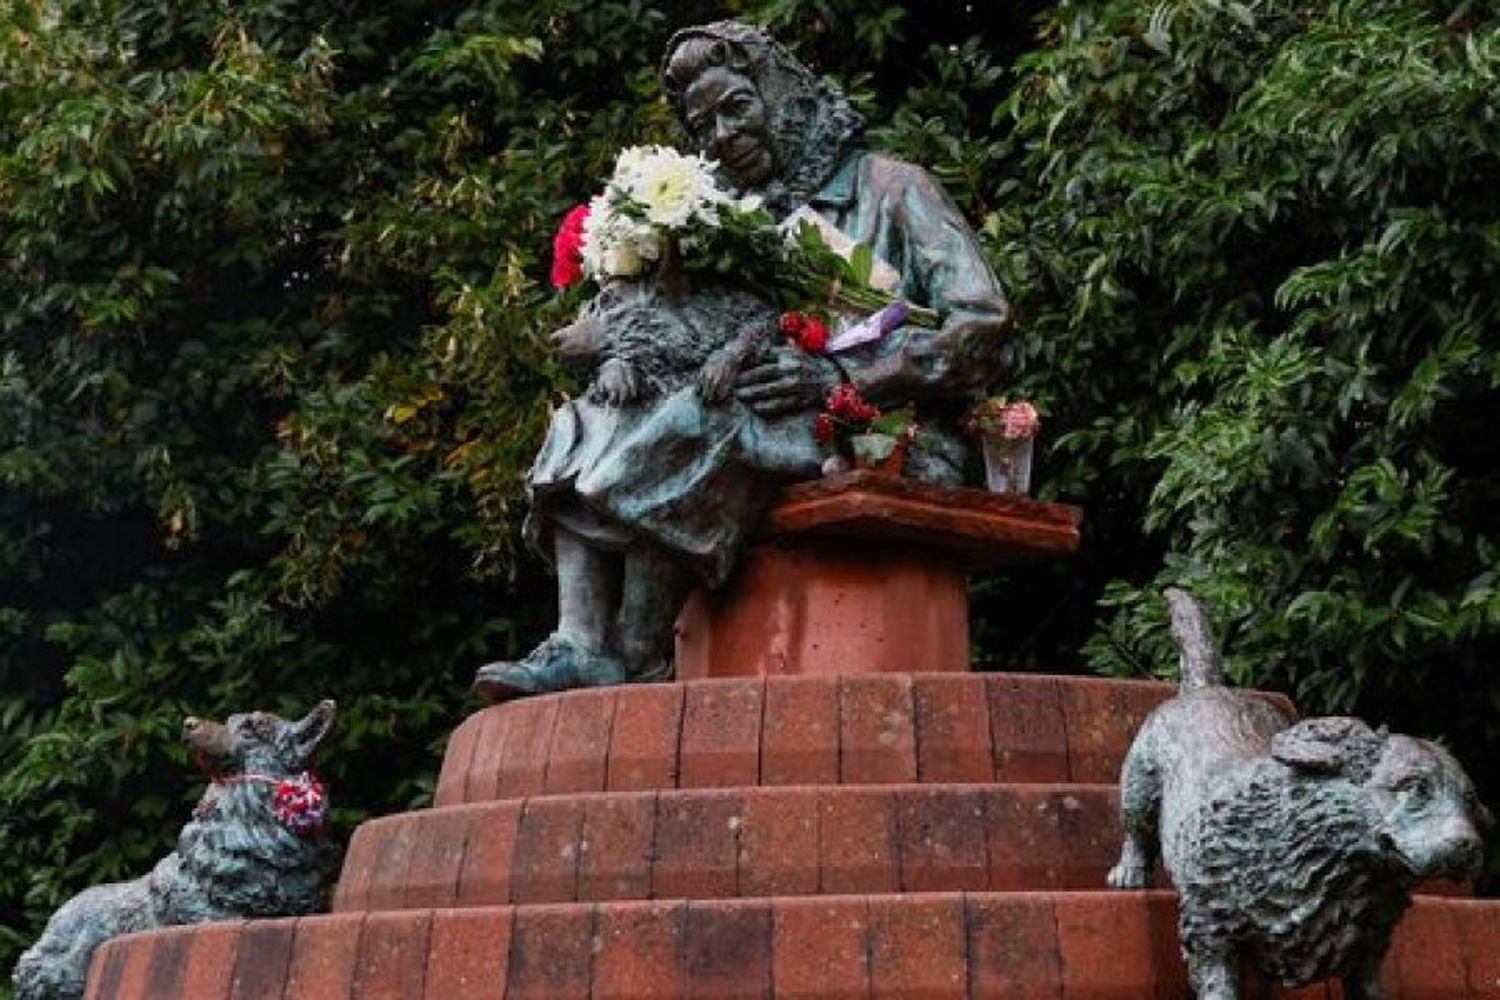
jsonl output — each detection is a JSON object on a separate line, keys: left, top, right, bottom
{"left": 1106, "top": 862, "right": 1150, "bottom": 889}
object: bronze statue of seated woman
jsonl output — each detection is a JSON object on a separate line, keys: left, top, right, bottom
{"left": 473, "top": 20, "right": 1012, "bottom": 701}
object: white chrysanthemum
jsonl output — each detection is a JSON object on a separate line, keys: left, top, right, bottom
{"left": 637, "top": 159, "right": 710, "bottom": 227}
{"left": 612, "top": 145, "right": 726, "bottom": 230}
{"left": 580, "top": 193, "right": 664, "bottom": 279}
{"left": 612, "top": 145, "right": 653, "bottom": 185}
{"left": 578, "top": 194, "right": 614, "bottom": 279}
{"left": 579, "top": 145, "right": 737, "bottom": 279}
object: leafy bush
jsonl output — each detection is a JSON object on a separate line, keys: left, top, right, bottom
{"left": 994, "top": 0, "right": 1500, "bottom": 823}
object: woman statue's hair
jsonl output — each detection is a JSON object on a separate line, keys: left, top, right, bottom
{"left": 661, "top": 20, "right": 863, "bottom": 214}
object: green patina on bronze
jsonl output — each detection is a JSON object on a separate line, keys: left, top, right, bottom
{"left": 473, "top": 20, "right": 1011, "bottom": 702}
{"left": 1110, "top": 592, "right": 1488, "bottom": 999}
{"left": 14, "top": 702, "right": 337, "bottom": 1000}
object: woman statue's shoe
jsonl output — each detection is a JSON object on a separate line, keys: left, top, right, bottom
{"left": 472, "top": 633, "right": 626, "bottom": 703}
{"left": 627, "top": 656, "right": 673, "bottom": 684}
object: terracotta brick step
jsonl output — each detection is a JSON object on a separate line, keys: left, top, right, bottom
{"left": 84, "top": 892, "right": 1500, "bottom": 999}
{"left": 334, "top": 784, "right": 1138, "bottom": 913}
{"left": 436, "top": 672, "right": 1295, "bottom": 805}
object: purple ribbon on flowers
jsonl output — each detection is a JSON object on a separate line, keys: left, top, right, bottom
{"left": 825, "top": 300, "right": 910, "bottom": 354}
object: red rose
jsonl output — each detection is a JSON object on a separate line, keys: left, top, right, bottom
{"left": 797, "top": 315, "right": 829, "bottom": 354}
{"left": 550, "top": 203, "right": 591, "bottom": 289}
{"left": 780, "top": 311, "right": 806, "bottom": 336}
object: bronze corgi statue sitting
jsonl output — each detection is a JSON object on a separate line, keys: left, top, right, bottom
{"left": 13, "top": 700, "right": 336, "bottom": 1000}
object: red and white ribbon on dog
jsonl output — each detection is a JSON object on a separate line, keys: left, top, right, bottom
{"left": 197, "top": 770, "right": 328, "bottom": 837}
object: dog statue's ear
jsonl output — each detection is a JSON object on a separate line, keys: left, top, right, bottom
{"left": 289, "top": 699, "right": 337, "bottom": 766}
{"left": 1271, "top": 717, "right": 1384, "bottom": 778}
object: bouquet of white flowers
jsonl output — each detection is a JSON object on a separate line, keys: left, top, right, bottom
{"left": 575, "top": 146, "right": 761, "bottom": 280}
{"left": 551, "top": 145, "right": 936, "bottom": 333}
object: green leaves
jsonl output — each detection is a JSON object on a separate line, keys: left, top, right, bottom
{"left": 0, "top": 0, "right": 630, "bottom": 965}
{"left": 412, "top": 18, "right": 544, "bottom": 98}
{"left": 1000, "top": 0, "right": 1500, "bottom": 820}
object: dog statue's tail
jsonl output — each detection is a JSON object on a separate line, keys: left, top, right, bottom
{"left": 1165, "top": 587, "right": 1225, "bottom": 692}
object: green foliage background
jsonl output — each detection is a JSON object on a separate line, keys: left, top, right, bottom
{"left": 2, "top": 0, "right": 1497, "bottom": 975}
{"left": 993, "top": 0, "right": 1500, "bottom": 765}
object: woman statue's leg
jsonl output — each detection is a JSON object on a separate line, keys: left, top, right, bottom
{"left": 554, "top": 527, "right": 622, "bottom": 654}
{"left": 472, "top": 527, "right": 627, "bottom": 702}
{"left": 615, "top": 541, "right": 695, "bottom": 683}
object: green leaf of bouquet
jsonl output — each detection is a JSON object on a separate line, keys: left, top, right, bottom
{"left": 850, "top": 242, "right": 874, "bottom": 286}
{"left": 870, "top": 406, "right": 916, "bottom": 436}
{"left": 797, "top": 220, "right": 826, "bottom": 254}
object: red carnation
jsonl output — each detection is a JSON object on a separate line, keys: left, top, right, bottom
{"left": 780, "top": 311, "right": 830, "bottom": 354}
{"left": 826, "top": 382, "right": 879, "bottom": 422}
{"left": 797, "top": 315, "right": 829, "bottom": 354}
{"left": 550, "top": 203, "right": 591, "bottom": 289}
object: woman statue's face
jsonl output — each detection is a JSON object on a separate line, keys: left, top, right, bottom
{"left": 681, "top": 65, "right": 776, "bottom": 189}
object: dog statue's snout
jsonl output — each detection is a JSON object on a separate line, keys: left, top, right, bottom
{"left": 183, "top": 716, "right": 201, "bottom": 734}
{"left": 551, "top": 318, "right": 603, "bottom": 362}
{"left": 1447, "top": 828, "right": 1486, "bottom": 876}
{"left": 1380, "top": 810, "right": 1487, "bottom": 877}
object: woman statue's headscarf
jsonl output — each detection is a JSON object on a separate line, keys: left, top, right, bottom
{"left": 661, "top": 20, "right": 865, "bottom": 216}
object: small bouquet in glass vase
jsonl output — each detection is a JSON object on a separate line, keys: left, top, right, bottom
{"left": 965, "top": 397, "right": 1040, "bottom": 494}
{"left": 815, "top": 383, "right": 919, "bottom": 476}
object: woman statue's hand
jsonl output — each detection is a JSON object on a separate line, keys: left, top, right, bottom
{"left": 734, "top": 347, "right": 840, "bottom": 416}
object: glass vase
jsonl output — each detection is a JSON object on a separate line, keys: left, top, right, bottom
{"left": 982, "top": 435, "right": 1033, "bottom": 494}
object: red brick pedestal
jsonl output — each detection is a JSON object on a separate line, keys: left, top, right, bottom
{"left": 83, "top": 480, "right": 1500, "bottom": 997}
{"left": 85, "top": 672, "right": 1500, "bottom": 998}
{"left": 676, "top": 472, "right": 1083, "bottom": 679}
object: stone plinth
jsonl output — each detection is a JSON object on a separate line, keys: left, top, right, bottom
{"left": 85, "top": 893, "right": 1500, "bottom": 999}
{"left": 85, "top": 672, "right": 1500, "bottom": 998}
{"left": 675, "top": 472, "right": 1082, "bottom": 680}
